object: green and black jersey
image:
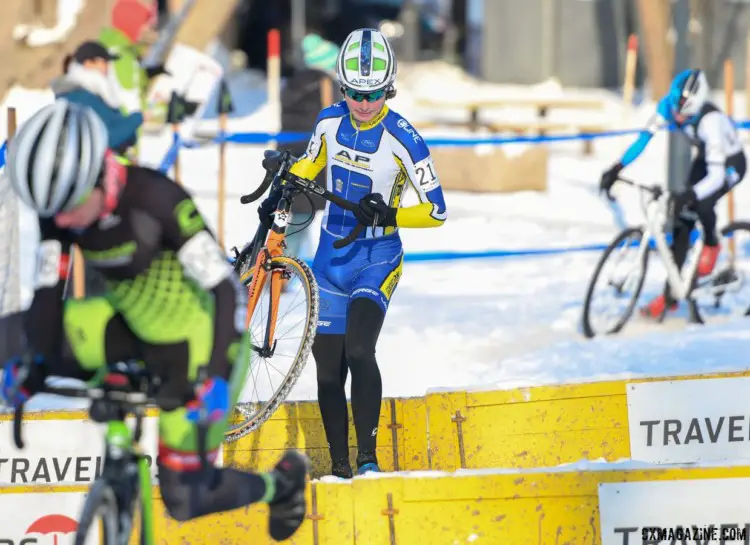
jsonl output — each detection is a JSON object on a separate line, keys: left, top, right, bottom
{"left": 26, "top": 165, "right": 246, "bottom": 382}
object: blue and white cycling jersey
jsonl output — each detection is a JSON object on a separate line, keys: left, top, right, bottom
{"left": 621, "top": 99, "right": 744, "bottom": 200}
{"left": 288, "top": 101, "right": 447, "bottom": 333}
{"left": 289, "top": 101, "right": 447, "bottom": 239}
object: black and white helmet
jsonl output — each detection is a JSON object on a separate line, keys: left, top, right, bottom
{"left": 7, "top": 99, "right": 108, "bottom": 217}
{"left": 336, "top": 28, "right": 397, "bottom": 93}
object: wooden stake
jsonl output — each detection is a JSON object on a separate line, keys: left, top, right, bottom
{"left": 217, "top": 111, "right": 227, "bottom": 249}
{"left": 320, "top": 77, "right": 334, "bottom": 108}
{"left": 745, "top": 32, "right": 750, "bottom": 143}
{"left": 622, "top": 34, "right": 638, "bottom": 125}
{"left": 636, "top": 0, "right": 673, "bottom": 99}
{"left": 7, "top": 106, "right": 16, "bottom": 138}
{"left": 72, "top": 249, "right": 85, "bottom": 298}
{"left": 724, "top": 58, "right": 736, "bottom": 262}
{"left": 267, "top": 29, "right": 281, "bottom": 146}
{"left": 171, "top": 122, "right": 181, "bottom": 185}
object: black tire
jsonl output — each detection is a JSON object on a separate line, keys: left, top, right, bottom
{"left": 225, "top": 254, "right": 319, "bottom": 442}
{"left": 709, "top": 220, "right": 750, "bottom": 316}
{"left": 582, "top": 227, "right": 649, "bottom": 338}
{"left": 74, "top": 479, "right": 120, "bottom": 545}
{"left": 233, "top": 239, "right": 257, "bottom": 285}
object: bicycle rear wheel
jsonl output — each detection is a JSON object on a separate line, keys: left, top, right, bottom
{"left": 74, "top": 479, "right": 120, "bottom": 545}
{"left": 226, "top": 254, "right": 319, "bottom": 441}
{"left": 692, "top": 221, "right": 750, "bottom": 319}
{"left": 581, "top": 227, "right": 649, "bottom": 338}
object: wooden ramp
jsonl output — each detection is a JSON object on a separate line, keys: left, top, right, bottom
{"left": 172, "top": 0, "right": 240, "bottom": 51}
{"left": 0, "top": 0, "right": 110, "bottom": 94}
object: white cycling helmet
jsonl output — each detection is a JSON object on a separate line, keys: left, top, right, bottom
{"left": 669, "top": 69, "right": 710, "bottom": 118}
{"left": 336, "top": 28, "right": 397, "bottom": 94}
{"left": 7, "top": 99, "right": 108, "bottom": 217}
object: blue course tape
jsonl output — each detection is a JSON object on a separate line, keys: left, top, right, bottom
{"left": 398, "top": 243, "right": 610, "bottom": 262}
{"left": 158, "top": 132, "right": 182, "bottom": 173}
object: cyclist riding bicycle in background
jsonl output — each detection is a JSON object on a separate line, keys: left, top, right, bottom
{"left": 599, "top": 68, "right": 747, "bottom": 318}
{"left": 258, "top": 28, "right": 447, "bottom": 479}
{"left": 0, "top": 100, "right": 308, "bottom": 542}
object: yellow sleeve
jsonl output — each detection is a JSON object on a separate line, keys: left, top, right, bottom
{"left": 392, "top": 155, "right": 447, "bottom": 228}
{"left": 289, "top": 135, "right": 327, "bottom": 180}
{"left": 396, "top": 203, "right": 445, "bottom": 228}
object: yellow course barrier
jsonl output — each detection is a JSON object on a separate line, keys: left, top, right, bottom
{"left": 4, "top": 463, "right": 750, "bottom": 544}
{"left": 7, "top": 369, "right": 750, "bottom": 480}
{"left": 424, "top": 370, "right": 750, "bottom": 471}
{"left": 224, "top": 397, "right": 430, "bottom": 477}
{"left": 223, "top": 369, "right": 750, "bottom": 475}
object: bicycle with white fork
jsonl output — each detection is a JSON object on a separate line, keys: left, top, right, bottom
{"left": 581, "top": 176, "right": 750, "bottom": 338}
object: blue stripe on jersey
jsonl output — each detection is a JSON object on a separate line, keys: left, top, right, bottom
{"left": 328, "top": 165, "right": 373, "bottom": 238}
{"left": 381, "top": 110, "right": 430, "bottom": 164}
{"left": 426, "top": 186, "right": 447, "bottom": 215}
{"left": 316, "top": 102, "right": 349, "bottom": 125}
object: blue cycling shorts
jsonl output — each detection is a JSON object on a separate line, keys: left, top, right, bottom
{"left": 312, "top": 228, "right": 404, "bottom": 335}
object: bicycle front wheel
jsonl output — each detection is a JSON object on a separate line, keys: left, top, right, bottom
{"left": 74, "top": 479, "right": 120, "bottom": 545}
{"left": 226, "top": 254, "right": 319, "bottom": 442}
{"left": 582, "top": 227, "right": 649, "bottom": 338}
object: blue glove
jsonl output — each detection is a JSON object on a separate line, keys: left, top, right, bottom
{"left": 186, "top": 377, "right": 230, "bottom": 424}
{"left": 1, "top": 354, "right": 45, "bottom": 407}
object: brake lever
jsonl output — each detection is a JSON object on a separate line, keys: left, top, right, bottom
{"left": 13, "top": 402, "right": 25, "bottom": 449}
{"left": 9, "top": 351, "right": 36, "bottom": 450}
{"left": 333, "top": 224, "right": 366, "bottom": 249}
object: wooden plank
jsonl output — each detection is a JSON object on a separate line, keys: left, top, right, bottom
{"left": 0, "top": 0, "right": 110, "bottom": 95}
{"left": 172, "top": 0, "right": 239, "bottom": 52}
{"left": 413, "top": 119, "right": 607, "bottom": 133}
{"left": 414, "top": 97, "right": 606, "bottom": 111}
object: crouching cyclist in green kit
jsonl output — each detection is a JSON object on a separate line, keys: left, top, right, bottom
{"left": 0, "top": 100, "right": 308, "bottom": 541}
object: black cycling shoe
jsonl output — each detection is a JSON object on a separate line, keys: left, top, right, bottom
{"left": 331, "top": 457, "right": 353, "bottom": 479}
{"left": 268, "top": 450, "right": 309, "bottom": 542}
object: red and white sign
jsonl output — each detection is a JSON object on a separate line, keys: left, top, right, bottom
{"left": 0, "top": 491, "right": 96, "bottom": 545}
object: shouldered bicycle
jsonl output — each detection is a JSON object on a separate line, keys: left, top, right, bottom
{"left": 224, "top": 149, "right": 365, "bottom": 441}
{"left": 581, "top": 176, "right": 750, "bottom": 338}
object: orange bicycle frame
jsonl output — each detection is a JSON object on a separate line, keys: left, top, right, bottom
{"left": 243, "top": 202, "right": 291, "bottom": 351}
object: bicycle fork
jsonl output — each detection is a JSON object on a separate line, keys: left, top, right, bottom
{"left": 103, "top": 420, "right": 154, "bottom": 545}
{"left": 244, "top": 205, "right": 290, "bottom": 357}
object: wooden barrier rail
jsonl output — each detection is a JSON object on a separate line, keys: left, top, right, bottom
{"left": 412, "top": 96, "right": 608, "bottom": 155}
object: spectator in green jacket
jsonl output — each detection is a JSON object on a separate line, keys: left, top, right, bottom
{"left": 52, "top": 41, "right": 143, "bottom": 155}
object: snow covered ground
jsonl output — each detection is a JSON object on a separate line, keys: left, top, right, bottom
{"left": 4, "top": 63, "right": 750, "bottom": 411}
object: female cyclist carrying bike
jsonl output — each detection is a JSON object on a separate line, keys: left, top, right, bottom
{"left": 259, "top": 28, "right": 447, "bottom": 478}
{"left": 599, "top": 68, "right": 746, "bottom": 318}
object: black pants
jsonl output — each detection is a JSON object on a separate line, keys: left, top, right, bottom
{"left": 311, "top": 298, "right": 385, "bottom": 466}
{"left": 671, "top": 152, "right": 746, "bottom": 274}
